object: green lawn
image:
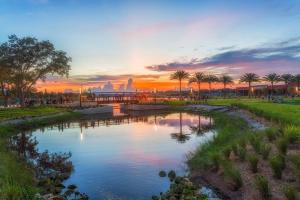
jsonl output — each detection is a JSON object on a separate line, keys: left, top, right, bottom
{"left": 206, "top": 98, "right": 300, "bottom": 126}
{"left": 0, "top": 106, "right": 67, "bottom": 121}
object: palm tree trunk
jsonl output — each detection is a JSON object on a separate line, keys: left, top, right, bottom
{"left": 179, "top": 79, "right": 182, "bottom": 100}
{"left": 197, "top": 82, "right": 201, "bottom": 100}
{"left": 223, "top": 83, "right": 226, "bottom": 98}
{"left": 209, "top": 82, "right": 211, "bottom": 96}
{"left": 179, "top": 112, "right": 182, "bottom": 135}
{"left": 248, "top": 82, "right": 251, "bottom": 98}
{"left": 271, "top": 82, "right": 274, "bottom": 96}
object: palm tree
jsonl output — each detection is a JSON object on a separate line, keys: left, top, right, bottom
{"left": 189, "top": 72, "right": 206, "bottom": 100}
{"left": 294, "top": 74, "right": 300, "bottom": 96}
{"left": 281, "top": 74, "right": 294, "bottom": 96}
{"left": 170, "top": 70, "right": 190, "bottom": 100}
{"left": 263, "top": 73, "right": 281, "bottom": 96}
{"left": 204, "top": 74, "right": 219, "bottom": 96}
{"left": 240, "top": 73, "right": 260, "bottom": 98}
{"left": 219, "top": 74, "right": 233, "bottom": 98}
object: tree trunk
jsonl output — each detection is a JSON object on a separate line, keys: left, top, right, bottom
{"left": 197, "top": 82, "right": 201, "bottom": 100}
{"left": 0, "top": 82, "right": 8, "bottom": 107}
{"left": 179, "top": 79, "right": 182, "bottom": 101}
{"left": 223, "top": 83, "right": 226, "bottom": 98}
{"left": 209, "top": 82, "right": 211, "bottom": 96}
{"left": 248, "top": 82, "right": 251, "bottom": 98}
{"left": 271, "top": 82, "right": 274, "bottom": 96}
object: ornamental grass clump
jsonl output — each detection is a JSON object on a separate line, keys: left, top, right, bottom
{"left": 265, "top": 127, "right": 278, "bottom": 141}
{"left": 238, "top": 147, "right": 247, "bottom": 162}
{"left": 238, "top": 138, "right": 247, "bottom": 149}
{"left": 284, "top": 126, "right": 300, "bottom": 144}
{"left": 223, "top": 162, "right": 243, "bottom": 191}
{"left": 270, "top": 155, "right": 285, "bottom": 179}
{"left": 276, "top": 137, "right": 288, "bottom": 155}
{"left": 260, "top": 144, "right": 271, "bottom": 160}
{"left": 249, "top": 135, "right": 262, "bottom": 154}
{"left": 255, "top": 175, "right": 271, "bottom": 200}
{"left": 231, "top": 143, "right": 238, "bottom": 156}
{"left": 248, "top": 154, "right": 259, "bottom": 173}
{"left": 283, "top": 186, "right": 297, "bottom": 200}
{"left": 210, "top": 153, "right": 221, "bottom": 171}
{"left": 223, "top": 147, "right": 231, "bottom": 159}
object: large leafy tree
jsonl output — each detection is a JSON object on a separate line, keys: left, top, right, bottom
{"left": 3, "top": 35, "right": 71, "bottom": 106}
{"left": 293, "top": 74, "right": 300, "bottom": 96}
{"left": 189, "top": 72, "right": 206, "bottom": 100}
{"left": 281, "top": 74, "right": 294, "bottom": 96}
{"left": 263, "top": 73, "right": 281, "bottom": 95}
{"left": 170, "top": 70, "right": 189, "bottom": 100}
{"left": 204, "top": 74, "right": 219, "bottom": 95}
{"left": 240, "top": 73, "right": 260, "bottom": 98}
{"left": 219, "top": 74, "right": 233, "bottom": 97}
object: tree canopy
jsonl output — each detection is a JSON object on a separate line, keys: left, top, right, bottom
{"left": 1, "top": 35, "right": 71, "bottom": 105}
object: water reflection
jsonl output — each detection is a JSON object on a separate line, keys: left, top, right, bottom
{"left": 29, "top": 112, "right": 215, "bottom": 200}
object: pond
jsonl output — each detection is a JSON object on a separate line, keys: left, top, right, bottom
{"left": 29, "top": 111, "right": 216, "bottom": 200}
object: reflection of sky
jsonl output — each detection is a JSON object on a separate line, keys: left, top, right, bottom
{"left": 32, "top": 112, "right": 215, "bottom": 200}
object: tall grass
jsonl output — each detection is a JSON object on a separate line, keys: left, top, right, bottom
{"left": 270, "top": 154, "right": 285, "bottom": 179}
{"left": 188, "top": 113, "right": 250, "bottom": 169}
{"left": 255, "top": 175, "right": 271, "bottom": 200}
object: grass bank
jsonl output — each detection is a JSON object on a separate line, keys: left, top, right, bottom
{"left": 0, "top": 109, "right": 80, "bottom": 199}
{"left": 206, "top": 98, "right": 300, "bottom": 126}
{"left": 189, "top": 98, "right": 300, "bottom": 199}
{"left": 0, "top": 106, "right": 67, "bottom": 121}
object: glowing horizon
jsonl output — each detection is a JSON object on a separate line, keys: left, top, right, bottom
{"left": 1, "top": 0, "right": 300, "bottom": 92}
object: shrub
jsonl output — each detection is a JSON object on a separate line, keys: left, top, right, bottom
{"left": 223, "top": 163, "right": 243, "bottom": 190}
{"left": 248, "top": 155, "right": 259, "bottom": 173}
{"left": 261, "top": 144, "right": 271, "bottom": 160}
{"left": 283, "top": 186, "right": 297, "bottom": 200}
{"left": 265, "top": 127, "right": 278, "bottom": 141}
{"left": 284, "top": 126, "right": 300, "bottom": 144}
{"left": 238, "top": 147, "right": 247, "bottom": 162}
{"left": 270, "top": 155, "right": 285, "bottom": 179}
{"left": 255, "top": 175, "right": 271, "bottom": 200}
{"left": 159, "top": 170, "right": 166, "bottom": 177}
{"left": 276, "top": 137, "right": 288, "bottom": 155}
{"left": 223, "top": 147, "right": 231, "bottom": 159}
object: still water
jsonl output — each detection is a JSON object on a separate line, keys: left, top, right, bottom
{"left": 31, "top": 112, "right": 215, "bottom": 200}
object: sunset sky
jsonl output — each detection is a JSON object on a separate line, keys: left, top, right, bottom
{"left": 1, "top": 0, "right": 300, "bottom": 92}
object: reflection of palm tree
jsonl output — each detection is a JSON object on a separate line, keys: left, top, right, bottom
{"left": 189, "top": 115, "right": 213, "bottom": 136}
{"left": 170, "top": 112, "right": 190, "bottom": 143}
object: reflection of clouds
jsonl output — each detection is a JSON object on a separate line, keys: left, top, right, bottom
{"left": 148, "top": 115, "right": 212, "bottom": 128}
{"left": 121, "top": 151, "right": 175, "bottom": 165}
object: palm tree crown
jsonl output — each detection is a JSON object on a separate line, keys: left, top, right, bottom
{"left": 264, "top": 73, "right": 281, "bottom": 83}
{"left": 170, "top": 70, "right": 190, "bottom": 81}
{"left": 263, "top": 73, "right": 281, "bottom": 95}
{"left": 170, "top": 70, "right": 189, "bottom": 100}
{"left": 204, "top": 74, "right": 219, "bottom": 92}
{"left": 240, "top": 73, "right": 260, "bottom": 97}
{"left": 219, "top": 74, "right": 233, "bottom": 88}
{"left": 281, "top": 74, "right": 293, "bottom": 84}
{"left": 189, "top": 72, "right": 206, "bottom": 99}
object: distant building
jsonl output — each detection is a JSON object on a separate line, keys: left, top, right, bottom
{"left": 126, "top": 78, "right": 134, "bottom": 92}
{"left": 102, "top": 81, "right": 114, "bottom": 92}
